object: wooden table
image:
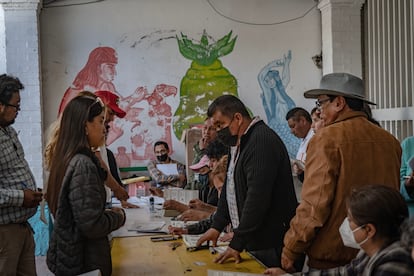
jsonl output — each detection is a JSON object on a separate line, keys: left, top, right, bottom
{"left": 110, "top": 200, "right": 265, "bottom": 275}
{"left": 111, "top": 235, "right": 265, "bottom": 275}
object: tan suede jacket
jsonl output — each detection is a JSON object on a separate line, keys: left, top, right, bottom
{"left": 283, "top": 111, "right": 402, "bottom": 269}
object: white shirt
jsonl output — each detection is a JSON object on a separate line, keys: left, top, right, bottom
{"left": 295, "top": 128, "right": 314, "bottom": 163}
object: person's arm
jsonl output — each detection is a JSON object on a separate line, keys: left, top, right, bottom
{"left": 281, "top": 50, "right": 291, "bottom": 87}
{"left": 187, "top": 213, "right": 214, "bottom": 235}
{"left": 0, "top": 189, "right": 24, "bottom": 206}
{"left": 282, "top": 133, "right": 339, "bottom": 263}
{"left": 69, "top": 158, "right": 125, "bottom": 238}
{"left": 211, "top": 162, "right": 231, "bottom": 233}
{"left": 107, "top": 149, "right": 123, "bottom": 185}
{"left": 400, "top": 138, "right": 414, "bottom": 198}
{"left": 147, "top": 160, "right": 179, "bottom": 186}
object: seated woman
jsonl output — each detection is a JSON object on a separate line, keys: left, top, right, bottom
{"left": 45, "top": 95, "right": 126, "bottom": 276}
{"left": 265, "top": 185, "right": 414, "bottom": 275}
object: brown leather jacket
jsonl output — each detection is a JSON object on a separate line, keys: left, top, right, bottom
{"left": 283, "top": 111, "right": 402, "bottom": 269}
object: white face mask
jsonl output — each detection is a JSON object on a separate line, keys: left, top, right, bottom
{"left": 339, "top": 217, "right": 369, "bottom": 249}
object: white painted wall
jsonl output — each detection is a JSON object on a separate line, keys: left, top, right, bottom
{"left": 40, "top": 0, "right": 322, "bottom": 164}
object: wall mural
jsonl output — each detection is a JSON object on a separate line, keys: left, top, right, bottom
{"left": 58, "top": 46, "right": 177, "bottom": 164}
{"left": 258, "top": 50, "right": 300, "bottom": 158}
{"left": 57, "top": 38, "right": 299, "bottom": 166}
{"left": 173, "top": 30, "right": 238, "bottom": 139}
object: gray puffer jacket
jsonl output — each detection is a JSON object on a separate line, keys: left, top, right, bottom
{"left": 47, "top": 153, "right": 125, "bottom": 276}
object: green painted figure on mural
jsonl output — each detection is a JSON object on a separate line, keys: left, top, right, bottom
{"left": 173, "top": 30, "right": 238, "bottom": 139}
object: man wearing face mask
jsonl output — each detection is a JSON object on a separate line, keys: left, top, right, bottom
{"left": 196, "top": 95, "right": 302, "bottom": 270}
{"left": 147, "top": 140, "right": 186, "bottom": 188}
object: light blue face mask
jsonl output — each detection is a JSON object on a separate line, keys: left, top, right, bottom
{"left": 339, "top": 217, "right": 369, "bottom": 249}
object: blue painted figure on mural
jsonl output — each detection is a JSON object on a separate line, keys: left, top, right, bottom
{"left": 258, "top": 50, "right": 300, "bottom": 157}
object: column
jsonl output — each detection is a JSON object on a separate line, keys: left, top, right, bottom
{"left": 318, "top": 0, "right": 365, "bottom": 77}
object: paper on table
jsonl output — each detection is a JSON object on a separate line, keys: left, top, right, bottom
{"left": 127, "top": 221, "right": 166, "bottom": 232}
{"left": 208, "top": 270, "right": 267, "bottom": 276}
{"left": 169, "top": 220, "right": 198, "bottom": 228}
{"left": 156, "top": 163, "right": 179, "bottom": 175}
{"left": 182, "top": 233, "right": 229, "bottom": 248}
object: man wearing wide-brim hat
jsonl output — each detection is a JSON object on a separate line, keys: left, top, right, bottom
{"left": 280, "top": 73, "right": 402, "bottom": 272}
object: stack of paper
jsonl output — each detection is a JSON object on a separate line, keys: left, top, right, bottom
{"left": 182, "top": 234, "right": 229, "bottom": 248}
{"left": 164, "top": 188, "right": 198, "bottom": 204}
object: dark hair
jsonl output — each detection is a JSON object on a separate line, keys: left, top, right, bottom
{"left": 286, "top": 107, "right": 312, "bottom": 123}
{"left": 205, "top": 139, "right": 229, "bottom": 160}
{"left": 311, "top": 107, "right": 319, "bottom": 116}
{"left": 0, "top": 74, "right": 24, "bottom": 104}
{"left": 347, "top": 185, "right": 408, "bottom": 242}
{"left": 46, "top": 94, "right": 104, "bottom": 216}
{"left": 362, "top": 103, "right": 381, "bottom": 127}
{"left": 207, "top": 95, "right": 250, "bottom": 119}
{"left": 154, "top": 141, "right": 169, "bottom": 151}
{"left": 344, "top": 97, "right": 364, "bottom": 111}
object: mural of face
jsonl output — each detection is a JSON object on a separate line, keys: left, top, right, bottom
{"left": 99, "top": 62, "right": 116, "bottom": 82}
{"left": 264, "top": 73, "right": 277, "bottom": 88}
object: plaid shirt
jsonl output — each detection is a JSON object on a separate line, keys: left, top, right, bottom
{"left": 147, "top": 158, "right": 186, "bottom": 188}
{"left": 0, "top": 126, "right": 37, "bottom": 224}
{"left": 299, "top": 241, "right": 414, "bottom": 276}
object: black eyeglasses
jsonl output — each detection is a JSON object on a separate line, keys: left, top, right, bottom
{"left": 315, "top": 98, "right": 331, "bottom": 108}
{"left": 3, "top": 103, "right": 20, "bottom": 111}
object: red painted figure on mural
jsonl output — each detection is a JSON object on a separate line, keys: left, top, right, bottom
{"left": 57, "top": 46, "right": 178, "bottom": 165}
{"left": 58, "top": 47, "right": 118, "bottom": 114}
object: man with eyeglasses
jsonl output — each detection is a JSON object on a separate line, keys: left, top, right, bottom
{"left": 280, "top": 73, "right": 402, "bottom": 273}
{"left": 0, "top": 74, "right": 42, "bottom": 275}
{"left": 147, "top": 141, "right": 186, "bottom": 188}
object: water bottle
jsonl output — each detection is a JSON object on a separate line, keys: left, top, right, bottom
{"left": 149, "top": 196, "right": 155, "bottom": 214}
{"left": 136, "top": 184, "right": 145, "bottom": 198}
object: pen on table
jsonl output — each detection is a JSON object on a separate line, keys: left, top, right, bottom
{"left": 171, "top": 242, "right": 181, "bottom": 251}
{"left": 209, "top": 246, "right": 217, "bottom": 254}
{"left": 187, "top": 244, "right": 210, "bottom": 252}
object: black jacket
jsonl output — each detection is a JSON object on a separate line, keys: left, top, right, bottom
{"left": 47, "top": 154, "right": 125, "bottom": 276}
{"left": 212, "top": 120, "right": 298, "bottom": 252}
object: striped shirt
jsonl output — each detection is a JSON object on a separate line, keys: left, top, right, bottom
{"left": 0, "top": 126, "right": 37, "bottom": 224}
{"left": 226, "top": 146, "right": 240, "bottom": 228}
{"left": 226, "top": 117, "right": 262, "bottom": 230}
